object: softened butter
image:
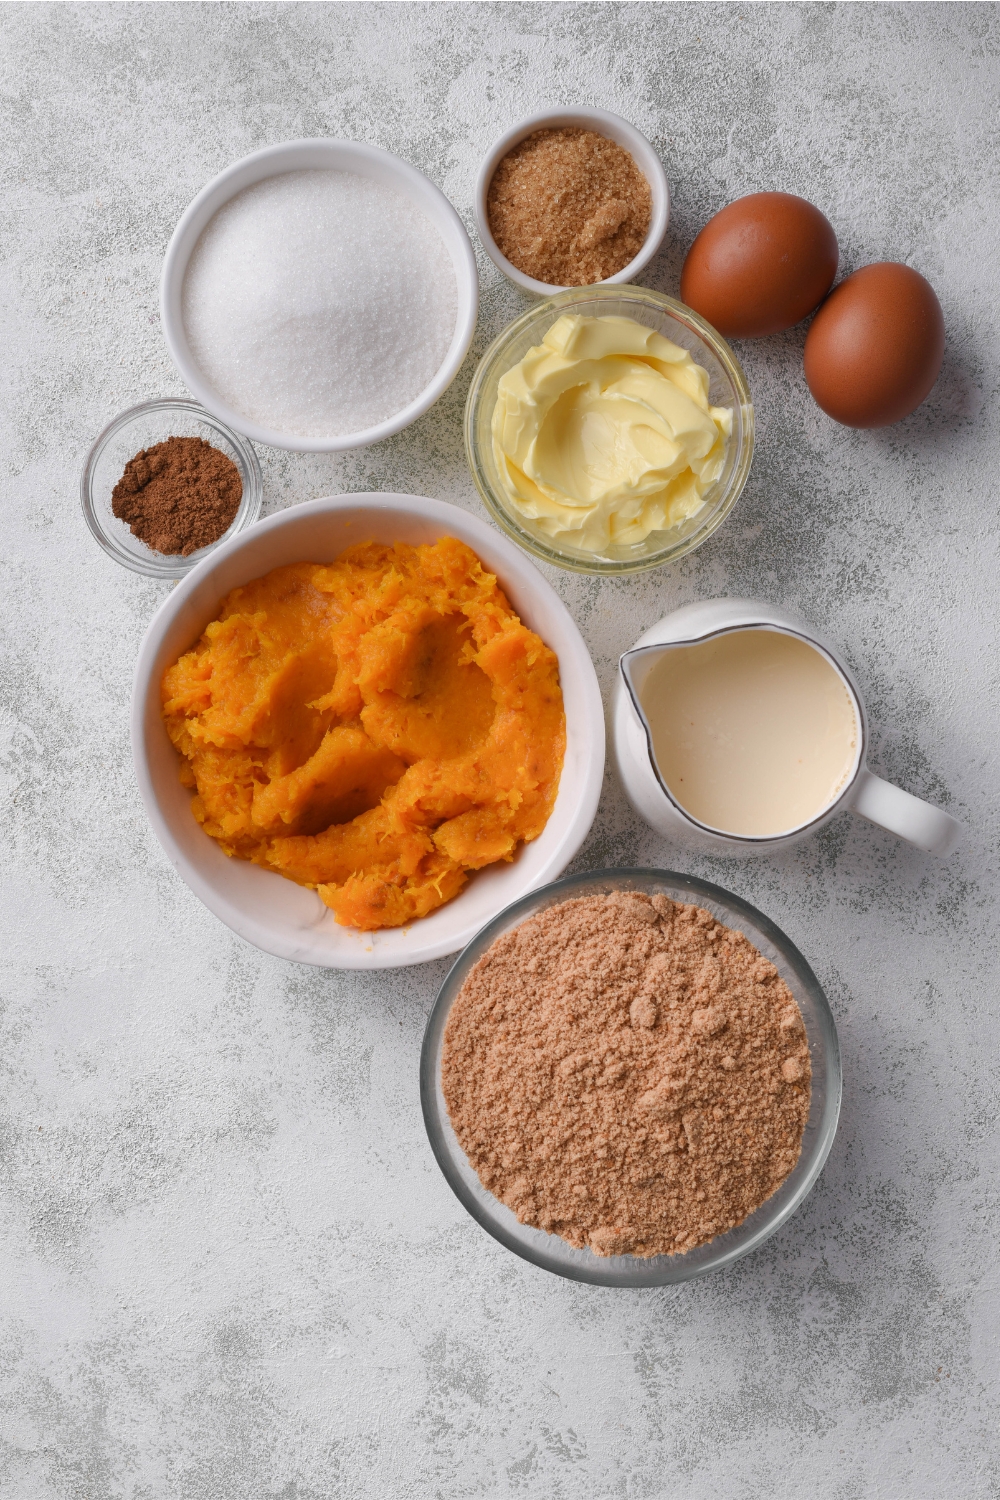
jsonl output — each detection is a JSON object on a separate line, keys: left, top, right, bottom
{"left": 491, "top": 314, "right": 732, "bottom": 553}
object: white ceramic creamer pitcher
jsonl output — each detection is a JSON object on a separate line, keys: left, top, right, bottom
{"left": 612, "top": 599, "right": 961, "bottom": 857}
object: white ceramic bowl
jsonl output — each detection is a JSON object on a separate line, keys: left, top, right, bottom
{"left": 475, "top": 107, "right": 670, "bottom": 298}
{"left": 160, "top": 140, "right": 479, "bottom": 453}
{"left": 132, "top": 494, "right": 605, "bottom": 968}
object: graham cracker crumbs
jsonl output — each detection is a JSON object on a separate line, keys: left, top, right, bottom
{"left": 486, "top": 127, "right": 653, "bottom": 287}
{"left": 441, "top": 892, "right": 811, "bottom": 1259}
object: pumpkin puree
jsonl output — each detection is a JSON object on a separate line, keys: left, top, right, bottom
{"left": 161, "top": 538, "right": 566, "bottom": 930}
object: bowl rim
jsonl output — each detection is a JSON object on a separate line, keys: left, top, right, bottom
{"left": 421, "top": 866, "right": 842, "bottom": 1285}
{"left": 80, "top": 396, "right": 263, "bottom": 578}
{"left": 160, "top": 138, "right": 479, "bottom": 453}
{"left": 130, "top": 491, "right": 606, "bottom": 969}
{"left": 474, "top": 106, "right": 670, "bottom": 297}
{"left": 464, "top": 284, "right": 755, "bottom": 575}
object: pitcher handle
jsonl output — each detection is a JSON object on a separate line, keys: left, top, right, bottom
{"left": 848, "top": 768, "right": 961, "bottom": 856}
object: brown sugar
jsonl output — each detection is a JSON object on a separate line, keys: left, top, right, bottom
{"left": 486, "top": 127, "right": 653, "bottom": 287}
{"left": 112, "top": 435, "right": 242, "bottom": 556}
{"left": 441, "top": 891, "right": 811, "bottom": 1258}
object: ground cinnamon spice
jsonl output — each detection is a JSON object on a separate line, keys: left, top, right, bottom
{"left": 111, "top": 435, "right": 242, "bottom": 556}
{"left": 442, "top": 891, "right": 811, "bottom": 1258}
{"left": 487, "top": 127, "right": 652, "bottom": 287}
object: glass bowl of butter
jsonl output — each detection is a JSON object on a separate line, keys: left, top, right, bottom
{"left": 465, "top": 285, "right": 754, "bottom": 575}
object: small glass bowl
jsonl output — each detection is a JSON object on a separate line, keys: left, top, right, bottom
{"left": 464, "top": 285, "right": 754, "bottom": 575}
{"left": 81, "top": 397, "right": 263, "bottom": 579}
{"left": 421, "top": 868, "right": 841, "bottom": 1287}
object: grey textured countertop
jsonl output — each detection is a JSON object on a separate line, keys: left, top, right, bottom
{"left": 2, "top": 4, "right": 998, "bottom": 1497}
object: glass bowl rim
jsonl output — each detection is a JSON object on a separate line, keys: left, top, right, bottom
{"left": 80, "top": 396, "right": 263, "bottom": 579}
{"left": 420, "top": 866, "right": 841, "bottom": 1287}
{"left": 464, "top": 285, "right": 755, "bottom": 576}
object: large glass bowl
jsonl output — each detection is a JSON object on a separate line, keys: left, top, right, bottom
{"left": 81, "top": 397, "right": 262, "bottom": 579}
{"left": 464, "top": 286, "right": 754, "bottom": 575}
{"left": 421, "top": 868, "right": 841, "bottom": 1287}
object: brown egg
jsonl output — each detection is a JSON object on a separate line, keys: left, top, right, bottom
{"left": 804, "top": 263, "right": 945, "bottom": 427}
{"left": 680, "top": 192, "right": 838, "bottom": 338}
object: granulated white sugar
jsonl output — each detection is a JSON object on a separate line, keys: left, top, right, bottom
{"left": 181, "top": 169, "right": 459, "bottom": 439}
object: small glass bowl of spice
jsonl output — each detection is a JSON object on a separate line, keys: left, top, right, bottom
{"left": 475, "top": 107, "right": 670, "bottom": 297}
{"left": 421, "top": 868, "right": 841, "bottom": 1287}
{"left": 81, "top": 397, "right": 262, "bottom": 579}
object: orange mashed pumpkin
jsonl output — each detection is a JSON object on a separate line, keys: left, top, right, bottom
{"left": 161, "top": 538, "right": 566, "bottom": 930}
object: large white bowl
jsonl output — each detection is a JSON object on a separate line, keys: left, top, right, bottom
{"left": 131, "top": 494, "right": 605, "bottom": 969}
{"left": 160, "top": 140, "right": 479, "bottom": 453}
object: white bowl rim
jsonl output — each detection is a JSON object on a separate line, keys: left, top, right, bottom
{"left": 474, "top": 106, "right": 670, "bottom": 298}
{"left": 131, "top": 492, "right": 606, "bottom": 969}
{"left": 160, "top": 139, "right": 479, "bottom": 453}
